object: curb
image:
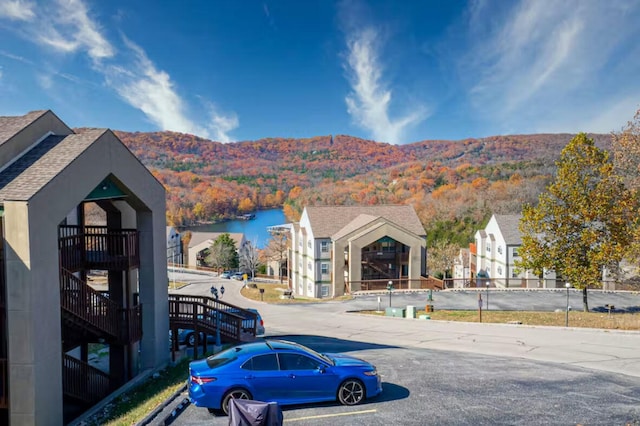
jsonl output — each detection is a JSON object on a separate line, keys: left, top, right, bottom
{"left": 136, "top": 382, "right": 188, "bottom": 426}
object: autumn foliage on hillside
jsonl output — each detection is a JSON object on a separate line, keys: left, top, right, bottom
{"left": 114, "top": 130, "right": 611, "bottom": 244}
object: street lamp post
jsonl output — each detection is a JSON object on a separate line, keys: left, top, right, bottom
{"left": 486, "top": 283, "right": 490, "bottom": 310}
{"left": 565, "top": 282, "right": 571, "bottom": 327}
{"left": 387, "top": 280, "right": 394, "bottom": 307}
{"left": 171, "top": 245, "right": 176, "bottom": 290}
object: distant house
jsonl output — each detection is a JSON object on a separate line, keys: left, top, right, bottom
{"left": 167, "top": 226, "right": 183, "bottom": 266}
{"left": 289, "top": 205, "right": 427, "bottom": 298}
{"left": 474, "top": 214, "right": 560, "bottom": 288}
{"left": 187, "top": 231, "right": 247, "bottom": 268}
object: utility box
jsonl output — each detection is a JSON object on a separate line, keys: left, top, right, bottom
{"left": 385, "top": 307, "right": 405, "bottom": 318}
{"left": 406, "top": 305, "right": 416, "bottom": 319}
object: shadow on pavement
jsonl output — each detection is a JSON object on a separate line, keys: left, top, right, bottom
{"left": 267, "top": 334, "right": 399, "bottom": 353}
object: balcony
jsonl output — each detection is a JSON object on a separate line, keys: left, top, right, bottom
{"left": 59, "top": 225, "right": 139, "bottom": 272}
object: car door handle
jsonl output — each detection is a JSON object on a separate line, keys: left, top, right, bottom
{"left": 244, "top": 375, "right": 254, "bottom": 380}
{"left": 288, "top": 374, "right": 296, "bottom": 379}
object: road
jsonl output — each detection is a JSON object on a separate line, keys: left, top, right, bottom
{"left": 156, "top": 271, "right": 640, "bottom": 425}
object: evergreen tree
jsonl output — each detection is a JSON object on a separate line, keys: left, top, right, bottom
{"left": 206, "top": 233, "right": 239, "bottom": 271}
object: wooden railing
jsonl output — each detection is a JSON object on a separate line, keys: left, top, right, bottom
{"left": 62, "top": 354, "right": 113, "bottom": 406}
{"left": 352, "top": 277, "right": 443, "bottom": 292}
{"left": 60, "top": 269, "right": 120, "bottom": 338}
{"left": 60, "top": 269, "right": 143, "bottom": 344}
{"left": 121, "top": 304, "right": 143, "bottom": 343}
{"left": 0, "top": 358, "right": 7, "bottom": 409}
{"left": 168, "top": 295, "right": 258, "bottom": 344}
{"left": 59, "top": 225, "right": 139, "bottom": 271}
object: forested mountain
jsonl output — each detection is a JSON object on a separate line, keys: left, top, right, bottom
{"left": 112, "top": 130, "right": 611, "bottom": 245}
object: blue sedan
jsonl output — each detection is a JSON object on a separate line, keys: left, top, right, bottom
{"left": 189, "top": 339, "right": 382, "bottom": 415}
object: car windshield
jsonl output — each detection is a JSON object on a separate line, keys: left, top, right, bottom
{"left": 205, "top": 347, "right": 238, "bottom": 368}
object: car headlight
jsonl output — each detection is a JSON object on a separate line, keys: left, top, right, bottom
{"left": 364, "top": 369, "right": 378, "bottom": 376}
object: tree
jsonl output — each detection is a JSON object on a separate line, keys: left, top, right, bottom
{"left": 205, "top": 233, "right": 239, "bottom": 271}
{"left": 517, "top": 133, "right": 637, "bottom": 311}
{"left": 611, "top": 109, "right": 640, "bottom": 264}
{"left": 427, "top": 240, "right": 459, "bottom": 279}
{"left": 611, "top": 109, "right": 640, "bottom": 189}
{"left": 239, "top": 239, "right": 261, "bottom": 281}
{"left": 263, "top": 230, "right": 289, "bottom": 283}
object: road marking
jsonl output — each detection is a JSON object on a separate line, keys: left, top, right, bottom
{"left": 284, "top": 409, "right": 377, "bottom": 422}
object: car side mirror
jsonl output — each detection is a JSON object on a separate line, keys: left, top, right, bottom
{"left": 318, "top": 365, "right": 327, "bottom": 373}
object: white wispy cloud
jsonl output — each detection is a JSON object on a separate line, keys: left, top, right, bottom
{"left": 344, "top": 27, "right": 427, "bottom": 144}
{"left": 0, "top": 0, "right": 237, "bottom": 141}
{"left": 31, "top": 0, "right": 115, "bottom": 61}
{"left": 462, "top": 0, "right": 640, "bottom": 134}
{"left": 0, "top": 0, "right": 35, "bottom": 21}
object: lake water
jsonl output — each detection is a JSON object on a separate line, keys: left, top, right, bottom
{"left": 183, "top": 209, "right": 287, "bottom": 248}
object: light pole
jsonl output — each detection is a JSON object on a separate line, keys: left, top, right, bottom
{"left": 485, "top": 283, "right": 490, "bottom": 310}
{"left": 171, "top": 245, "right": 176, "bottom": 290}
{"left": 387, "top": 280, "right": 394, "bottom": 307}
{"left": 565, "top": 282, "right": 571, "bottom": 327}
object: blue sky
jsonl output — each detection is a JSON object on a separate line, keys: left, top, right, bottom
{"left": 1, "top": 0, "right": 639, "bottom": 144}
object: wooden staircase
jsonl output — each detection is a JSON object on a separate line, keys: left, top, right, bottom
{"left": 62, "top": 354, "right": 114, "bottom": 406}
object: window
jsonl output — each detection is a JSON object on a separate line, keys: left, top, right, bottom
{"left": 308, "top": 261, "right": 312, "bottom": 271}
{"left": 512, "top": 270, "right": 518, "bottom": 278}
{"left": 512, "top": 248, "right": 519, "bottom": 257}
{"left": 278, "top": 353, "right": 319, "bottom": 371}
{"left": 308, "top": 240, "right": 312, "bottom": 249}
{"left": 321, "top": 285, "right": 329, "bottom": 297}
{"left": 321, "top": 263, "right": 328, "bottom": 274}
{"left": 242, "top": 354, "right": 279, "bottom": 371}
{"left": 497, "top": 266, "right": 503, "bottom": 275}
{"left": 486, "top": 243, "right": 491, "bottom": 252}
{"left": 497, "top": 246, "right": 502, "bottom": 254}
{"left": 321, "top": 241, "right": 329, "bottom": 253}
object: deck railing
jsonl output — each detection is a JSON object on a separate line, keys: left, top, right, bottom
{"left": 351, "top": 276, "right": 444, "bottom": 292}
{"left": 61, "top": 269, "right": 143, "bottom": 344}
{"left": 59, "top": 225, "right": 139, "bottom": 271}
{"left": 168, "top": 295, "right": 258, "bottom": 344}
{"left": 62, "top": 354, "right": 113, "bottom": 406}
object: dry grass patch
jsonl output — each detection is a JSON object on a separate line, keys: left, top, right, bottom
{"left": 359, "top": 310, "right": 640, "bottom": 330}
{"left": 241, "top": 283, "right": 352, "bottom": 303}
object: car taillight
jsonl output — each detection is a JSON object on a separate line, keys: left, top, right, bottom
{"left": 191, "top": 375, "right": 216, "bottom": 385}
{"left": 260, "top": 319, "right": 264, "bottom": 326}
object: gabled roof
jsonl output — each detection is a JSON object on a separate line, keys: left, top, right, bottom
{"left": 188, "top": 231, "right": 245, "bottom": 249}
{"left": 0, "top": 110, "right": 49, "bottom": 145}
{"left": 494, "top": 214, "right": 523, "bottom": 245}
{"left": 331, "top": 214, "right": 378, "bottom": 241}
{"left": 304, "top": 205, "right": 425, "bottom": 238}
{"left": 0, "top": 128, "right": 108, "bottom": 202}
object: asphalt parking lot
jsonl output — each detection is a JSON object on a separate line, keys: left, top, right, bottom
{"left": 157, "top": 335, "right": 640, "bottom": 425}
{"left": 152, "top": 273, "right": 640, "bottom": 425}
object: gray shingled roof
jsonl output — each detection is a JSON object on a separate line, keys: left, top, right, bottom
{"left": 332, "top": 214, "right": 378, "bottom": 240}
{"left": 0, "top": 128, "right": 107, "bottom": 202}
{"left": 0, "top": 110, "right": 48, "bottom": 146}
{"left": 188, "top": 232, "right": 245, "bottom": 249}
{"left": 305, "top": 205, "right": 425, "bottom": 238}
{"left": 494, "top": 214, "right": 523, "bottom": 245}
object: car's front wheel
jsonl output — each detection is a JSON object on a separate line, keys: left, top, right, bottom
{"left": 221, "top": 388, "right": 253, "bottom": 416}
{"left": 338, "top": 379, "right": 365, "bottom": 406}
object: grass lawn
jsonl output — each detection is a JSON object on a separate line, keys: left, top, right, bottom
{"left": 359, "top": 309, "right": 640, "bottom": 330}
{"left": 240, "top": 282, "right": 352, "bottom": 303}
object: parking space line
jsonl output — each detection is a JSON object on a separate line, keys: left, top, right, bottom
{"left": 284, "top": 409, "right": 377, "bottom": 422}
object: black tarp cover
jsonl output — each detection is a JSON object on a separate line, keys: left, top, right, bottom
{"left": 227, "top": 399, "right": 283, "bottom": 426}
